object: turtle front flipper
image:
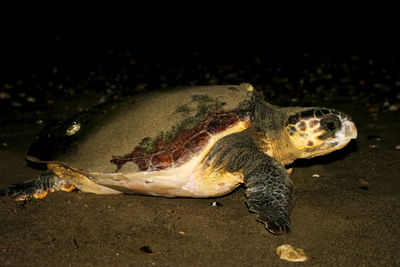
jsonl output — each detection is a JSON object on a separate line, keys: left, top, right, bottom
{"left": 0, "top": 172, "right": 75, "bottom": 201}
{"left": 244, "top": 155, "right": 292, "bottom": 234}
{"left": 204, "top": 132, "right": 293, "bottom": 234}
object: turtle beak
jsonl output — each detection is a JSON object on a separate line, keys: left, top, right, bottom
{"left": 344, "top": 121, "right": 357, "bottom": 140}
{"left": 323, "top": 119, "right": 357, "bottom": 150}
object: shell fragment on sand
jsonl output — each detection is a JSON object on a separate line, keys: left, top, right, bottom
{"left": 276, "top": 244, "right": 308, "bottom": 262}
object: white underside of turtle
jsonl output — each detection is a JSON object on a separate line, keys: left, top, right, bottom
{"left": 84, "top": 121, "right": 248, "bottom": 198}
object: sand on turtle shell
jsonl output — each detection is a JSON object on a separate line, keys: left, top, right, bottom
{"left": 29, "top": 85, "right": 251, "bottom": 173}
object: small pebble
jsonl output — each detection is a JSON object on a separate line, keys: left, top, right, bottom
{"left": 388, "top": 105, "right": 398, "bottom": 111}
{"left": 139, "top": 246, "right": 163, "bottom": 256}
{"left": 139, "top": 246, "right": 152, "bottom": 253}
{"left": 210, "top": 201, "right": 222, "bottom": 207}
{"left": 27, "top": 96, "right": 36, "bottom": 103}
{"left": 3, "top": 84, "right": 13, "bottom": 89}
{"left": 367, "top": 135, "right": 381, "bottom": 141}
{"left": 277, "top": 244, "right": 307, "bottom": 262}
{"left": 0, "top": 92, "right": 11, "bottom": 99}
{"left": 359, "top": 178, "right": 369, "bottom": 190}
{"left": 11, "top": 102, "right": 22, "bottom": 107}
{"left": 98, "top": 96, "right": 107, "bottom": 104}
{"left": 135, "top": 83, "right": 147, "bottom": 92}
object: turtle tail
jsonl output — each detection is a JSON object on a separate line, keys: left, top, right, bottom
{"left": 0, "top": 172, "right": 75, "bottom": 201}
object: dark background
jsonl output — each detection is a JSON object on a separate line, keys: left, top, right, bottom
{"left": 1, "top": 18, "right": 399, "bottom": 117}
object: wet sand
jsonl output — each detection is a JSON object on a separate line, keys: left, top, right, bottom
{"left": 0, "top": 98, "right": 399, "bottom": 266}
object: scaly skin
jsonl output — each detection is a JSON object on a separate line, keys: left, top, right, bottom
{"left": 244, "top": 154, "right": 292, "bottom": 234}
{"left": 204, "top": 132, "right": 293, "bottom": 234}
{"left": 0, "top": 172, "right": 74, "bottom": 201}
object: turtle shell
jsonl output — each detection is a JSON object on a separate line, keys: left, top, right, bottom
{"left": 28, "top": 84, "right": 254, "bottom": 173}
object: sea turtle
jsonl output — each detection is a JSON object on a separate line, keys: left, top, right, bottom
{"left": 0, "top": 83, "right": 357, "bottom": 234}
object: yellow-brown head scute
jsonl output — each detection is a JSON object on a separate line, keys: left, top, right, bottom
{"left": 285, "top": 108, "right": 357, "bottom": 158}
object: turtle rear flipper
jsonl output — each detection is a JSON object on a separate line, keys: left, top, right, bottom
{"left": 1, "top": 163, "right": 122, "bottom": 201}
{"left": 47, "top": 162, "right": 122, "bottom": 195}
{"left": 0, "top": 172, "right": 75, "bottom": 201}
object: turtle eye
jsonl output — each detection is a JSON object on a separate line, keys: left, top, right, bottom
{"left": 66, "top": 121, "right": 81, "bottom": 136}
{"left": 326, "top": 121, "right": 335, "bottom": 131}
{"left": 321, "top": 115, "right": 341, "bottom": 132}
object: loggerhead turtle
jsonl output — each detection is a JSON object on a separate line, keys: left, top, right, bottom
{"left": 0, "top": 83, "right": 357, "bottom": 234}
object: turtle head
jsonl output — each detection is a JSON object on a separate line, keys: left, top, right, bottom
{"left": 284, "top": 108, "right": 357, "bottom": 159}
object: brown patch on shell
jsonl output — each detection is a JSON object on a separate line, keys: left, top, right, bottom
{"left": 110, "top": 111, "right": 248, "bottom": 171}
{"left": 205, "top": 113, "right": 240, "bottom": 134}
{"left": 152, "top": 153, "right": 173, "bottom": 170}
{"left": 172, "top": 147, "right": 193, "bottom": 165}
{"left": 185, "top": 131, "right": 211, "bottom": 154}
